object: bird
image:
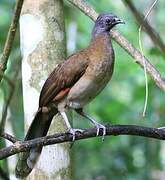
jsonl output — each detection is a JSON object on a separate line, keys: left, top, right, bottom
{"left": 15, "top": 13, "right": 124, "bottom": 178}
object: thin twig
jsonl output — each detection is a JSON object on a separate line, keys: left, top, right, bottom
{"left": 67, "top": 0, "right": 165, "bottom": 92}
{"left": 0, "top": 68, "right": 19, "bottom": 134}
{"left": 123, "top": 0, "right": 165, "bottom": 57}
{"left": 0, "top": 0, "right": 24, "bottom": 83}
{"left": 1, "top": 125, "right": 165, "bottom": 159}
{"left": 0, "top": 70, "right": 14, "bottom": 88}
{"left": 0, "top": 89, "right": 15, "bottom": 134}
{"left": 0, "top": 71, "right": 14, "bottom": 134}
{"left": 138, "top": 0, "right": 158, "bottom": 117}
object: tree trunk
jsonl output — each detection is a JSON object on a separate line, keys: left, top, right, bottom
{"left": 20, "top": 0, "right": 72, "bottom": 179}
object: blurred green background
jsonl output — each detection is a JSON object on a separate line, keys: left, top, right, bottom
{"left": 0, "top": 0, "right": 165, "bottom": 179}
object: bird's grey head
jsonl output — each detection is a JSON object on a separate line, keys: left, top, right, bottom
{"left": 93, "top": 13, "right": 124, "bottom": 35}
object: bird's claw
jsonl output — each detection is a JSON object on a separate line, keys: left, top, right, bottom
{"left": 95, "top": 123, "right": 106, "bottom": 141}
{"left": 68, "top": 128, "right": 84, "bottom": 141}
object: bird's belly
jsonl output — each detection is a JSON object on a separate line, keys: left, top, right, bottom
{"left": 67, "top": 68, "right": 112, "bottom": 109}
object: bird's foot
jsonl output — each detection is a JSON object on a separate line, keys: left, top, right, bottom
{"left": 95, "top": 123, "right": 106, "bottom": 141}
{"left": 75, "top": 109, "right": 106, "bottom": 141}
{"left": 68, "top": 128, "right": 84, "bottom": 141}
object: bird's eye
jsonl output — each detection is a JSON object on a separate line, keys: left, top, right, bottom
{"left": 105, "top": 19, "right": 111, "bottom": 24}
{"left": 112, "top": 19, "right": 116, "bottom": 23}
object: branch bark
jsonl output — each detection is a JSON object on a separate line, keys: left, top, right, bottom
{"left": 0, "top": 0, "right": 24, "bottom": 83}
{"left": 0, "top": 132, "right": 19, "bottom": 143}
{"left": 1, "top": 125, "right": 165, "bottom": 160}
{"left": 122, "top": 0, "right": 165, "bottom": 57}
{"left": 67, "top": 0, "right": 165, "bottom": 92}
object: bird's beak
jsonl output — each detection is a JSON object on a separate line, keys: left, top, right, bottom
{"left": 114, "top": 17, "right": 125, "bottom": 25}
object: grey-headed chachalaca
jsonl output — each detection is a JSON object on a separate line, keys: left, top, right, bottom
{"left": 16, "top": 13, "right": 124, "bottom": 178}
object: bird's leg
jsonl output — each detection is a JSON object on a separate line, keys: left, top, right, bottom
{"left": 60, "top": 112, "right": 83, "bottom": 141}
{"left": 76, "top": 109, "right": 106, "bottom": 141}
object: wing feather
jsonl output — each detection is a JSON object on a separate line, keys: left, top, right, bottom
{"left": 39, "top": 50, "right": 89, "bottom": 107}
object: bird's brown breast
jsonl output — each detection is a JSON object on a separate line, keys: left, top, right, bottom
{"left": 67, "top": 34, "right": 114, "bottom": 109}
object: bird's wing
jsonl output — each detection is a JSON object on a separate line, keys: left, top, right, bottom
{"left": 39, "top": 50, "right": 89, "bottom": 107}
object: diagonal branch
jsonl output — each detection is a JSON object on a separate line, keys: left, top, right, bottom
{"left": 0, "top": 132, "right": 19, "bottom": 143}
{"left": 0, "top": 0, "right": 24, "bottom": 83}
{"left": 111, "top": 29, "right": 165, "bottom": 91}
{"left": 1, "top": 125, "right": 165, "bottom": 159}
{"left": 122, "top": 0, "right": 165, "bottom": 57}
{"left": 67, "top": 0, "right": 165, "bottom": 92}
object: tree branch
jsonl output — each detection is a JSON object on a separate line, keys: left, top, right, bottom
{"left": 1, "top": 125, "right": 165, "bottom": 160}
{"left": 0, "top": 0, "right": 24, "bottom": 83}
{"left": 67, "top": 0, "right": 165, "bottom": 92}
{"left": 122, "top": 0, "right": 165, "bottom": 57}
{"left": 0, "top": 132, "right": 19, "bottom": 143}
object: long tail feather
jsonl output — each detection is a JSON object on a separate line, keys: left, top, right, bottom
{"left": 15, "top": 108, "right": 58, "bottom": 178}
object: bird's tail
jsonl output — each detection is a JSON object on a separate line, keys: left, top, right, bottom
{"left": 15, "top": 108, "right": 58, "bottom": 178}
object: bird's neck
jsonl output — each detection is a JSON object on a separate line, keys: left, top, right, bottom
{"left": 92, "top": 25, "right": 110, "bottom": 40}
{"left": 91, "top": 27, "right": 111, "bottom": 47}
